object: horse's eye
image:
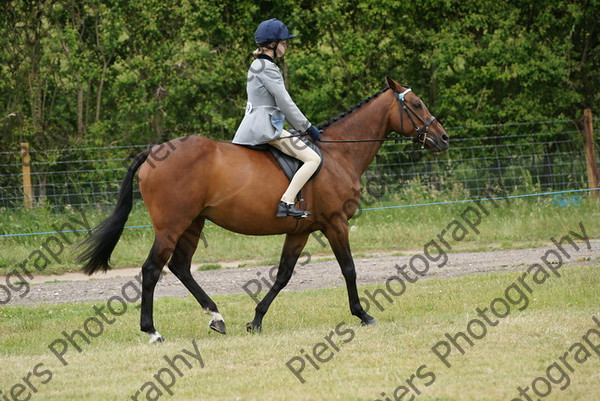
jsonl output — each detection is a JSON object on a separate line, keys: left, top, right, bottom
{"left": 414, "top": 102, "right": 422, "bottom": 109}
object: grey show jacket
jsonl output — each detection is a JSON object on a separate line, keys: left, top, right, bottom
{"left": 233, "top": 56, "right": 311, "bottom": 146}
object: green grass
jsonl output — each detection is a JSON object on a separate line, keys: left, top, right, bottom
{"left": 197, "top": 264, "right": 222, "bottom": 271}
{"left": 0, "top": 264, "right": 598, "bottom": 400}
{"left": 1, "top": 195, "right": 599, "bottom": 275}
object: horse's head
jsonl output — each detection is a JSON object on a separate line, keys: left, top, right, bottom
{"left": 386, "top": 76, "right": 449, "bottom": 152}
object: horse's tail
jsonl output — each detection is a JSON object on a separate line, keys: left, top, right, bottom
{"left": 77, "top": 150, "right": 150, "bottom": 275}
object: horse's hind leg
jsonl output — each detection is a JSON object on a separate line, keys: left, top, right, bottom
{"left": 167, "top": 217, "right": 226, "bottom": 334}
{"left": 247, "top": 232, "right": 309, "bottom": 333}
{"left": 140, "top": 232, "right": 176, "bottom": 343}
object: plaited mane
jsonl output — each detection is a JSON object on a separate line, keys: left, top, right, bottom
{"left": 318, "top": 87, "right": 391, "bottom": 130}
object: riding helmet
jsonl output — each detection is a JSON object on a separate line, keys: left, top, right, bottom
{"left": 254, "top": 19, "right": 297, "bottom": 45}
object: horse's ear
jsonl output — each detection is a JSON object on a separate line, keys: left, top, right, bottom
{"left": 385, "top": 76, "right": 399, "bottom": 91}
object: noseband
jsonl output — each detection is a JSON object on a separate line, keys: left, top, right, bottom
{"left": 394, "top": 88, "right": 436, "bottom": 148}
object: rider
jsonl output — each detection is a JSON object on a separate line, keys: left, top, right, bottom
{"left": 232, "top": 18, "right": 322, "bottom": 219}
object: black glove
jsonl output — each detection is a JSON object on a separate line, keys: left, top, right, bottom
{"left": 306, "top": 125, "right": 322, "bottom": 141}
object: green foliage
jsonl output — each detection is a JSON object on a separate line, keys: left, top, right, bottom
{"left": 1, "top": 0, "right": 598, "bottom": 151}
{"left": 0, "top": 0, "right": 598, "bottom": 208}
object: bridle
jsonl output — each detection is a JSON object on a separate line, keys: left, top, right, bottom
{"left": 394, "top": 88, "right": 436, "bottom": 148}
{"left": 315, "top": 87, "right": 437, "bottom": 147}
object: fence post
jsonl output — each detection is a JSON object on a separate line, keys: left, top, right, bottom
{"left": 583, "top": 109, "right": 599, "bottom": 198}
{"left": 20, "top": 142, "right": 34, "bottom": 208}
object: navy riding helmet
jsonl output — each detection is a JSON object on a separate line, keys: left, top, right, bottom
{"left": 254, "top": 18, "right": 297, "bottom": 45}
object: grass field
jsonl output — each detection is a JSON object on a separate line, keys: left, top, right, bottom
{"left": 1, "top": 262, "right": 599, "bottom": 400}
{"left": 1, "top": 190, "right": 598, "bottom": 399}
{"left": 1, "top": 194, "right": 599, "bottom": 275}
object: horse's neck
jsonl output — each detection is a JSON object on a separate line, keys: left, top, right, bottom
{"left": 324, "top": 92, "right": 393, "bottom": 176}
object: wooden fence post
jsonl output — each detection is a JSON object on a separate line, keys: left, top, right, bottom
{"left": 20, "top": 142, "right": 34, "bottom": 208}
{"left": 583, "top": 109, "right": 599, "bottom": 198}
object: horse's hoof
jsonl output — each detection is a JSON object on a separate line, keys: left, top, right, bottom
{"left": 246, "top": 322, "right": 262, "bottom": 333}
{"left": 361, "top": 317, "right": 377, "bottom": 326}
{"left": 148, "top": 331, "right": 166, "bottom": 343}
{"left": 210, "top": 320, "right": 227, "bottom": 334}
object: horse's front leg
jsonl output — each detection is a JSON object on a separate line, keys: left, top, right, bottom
{"left": 247, "top": 232, "right": 310, "bottom": 333}
{"left": 324, "top": 223, "right": 377, "bottom": 326}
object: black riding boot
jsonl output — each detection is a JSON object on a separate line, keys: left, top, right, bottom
{"left": 276, "top": 201, "right": 310, "bottom": 218}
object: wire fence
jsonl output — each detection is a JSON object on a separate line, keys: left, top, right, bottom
{"left": 369, "top": 119, "right": 599, "bottom": 200}
{"left": 0, "top": 118, "right": 598, "bottom": 210}
{"left": 0, "top": 144, "right": 148, "bottom": 209}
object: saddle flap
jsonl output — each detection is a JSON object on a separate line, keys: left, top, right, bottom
{"left": 267, "top": 138, "right": 323, "bottom": 183}
{"left": 238, "top": 137, "right": 323, "bottom": 183}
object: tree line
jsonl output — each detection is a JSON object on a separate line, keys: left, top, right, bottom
{"left": 1, "top": 0, "right": 598, "bottom": 155}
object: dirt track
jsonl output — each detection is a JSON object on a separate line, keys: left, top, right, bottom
{"left": 6, "top": 240, "right": 599, "bottom": 307}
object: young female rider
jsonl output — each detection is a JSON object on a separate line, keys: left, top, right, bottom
{"left": 232, "top": 18, "right": 322, "bottom": 219}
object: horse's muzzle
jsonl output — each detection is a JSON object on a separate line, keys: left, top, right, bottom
{"left": 428, "top": 132, "right": 449, "bottom": 152}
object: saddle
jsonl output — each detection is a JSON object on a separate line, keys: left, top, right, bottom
{"left": 241, "top": 135, "right": 324, "bottom": 201}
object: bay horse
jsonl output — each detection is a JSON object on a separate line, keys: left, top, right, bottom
{"left": 78, "top": 76, "right": 449, "bottom": 343}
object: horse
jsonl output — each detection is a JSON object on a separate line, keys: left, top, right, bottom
{"left": 77, "top": 76, "right": 449, "bottom": 343}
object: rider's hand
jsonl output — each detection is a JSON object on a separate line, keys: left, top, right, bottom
{"left": 306, "top": 125, "right": 322, "bottom": 141}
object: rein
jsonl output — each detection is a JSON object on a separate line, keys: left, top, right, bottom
{"left": 312, "top": 88, "right": 436, "bottom": 146}
{"left": 317, "top": 137, "right": 411, "bottom": 143}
